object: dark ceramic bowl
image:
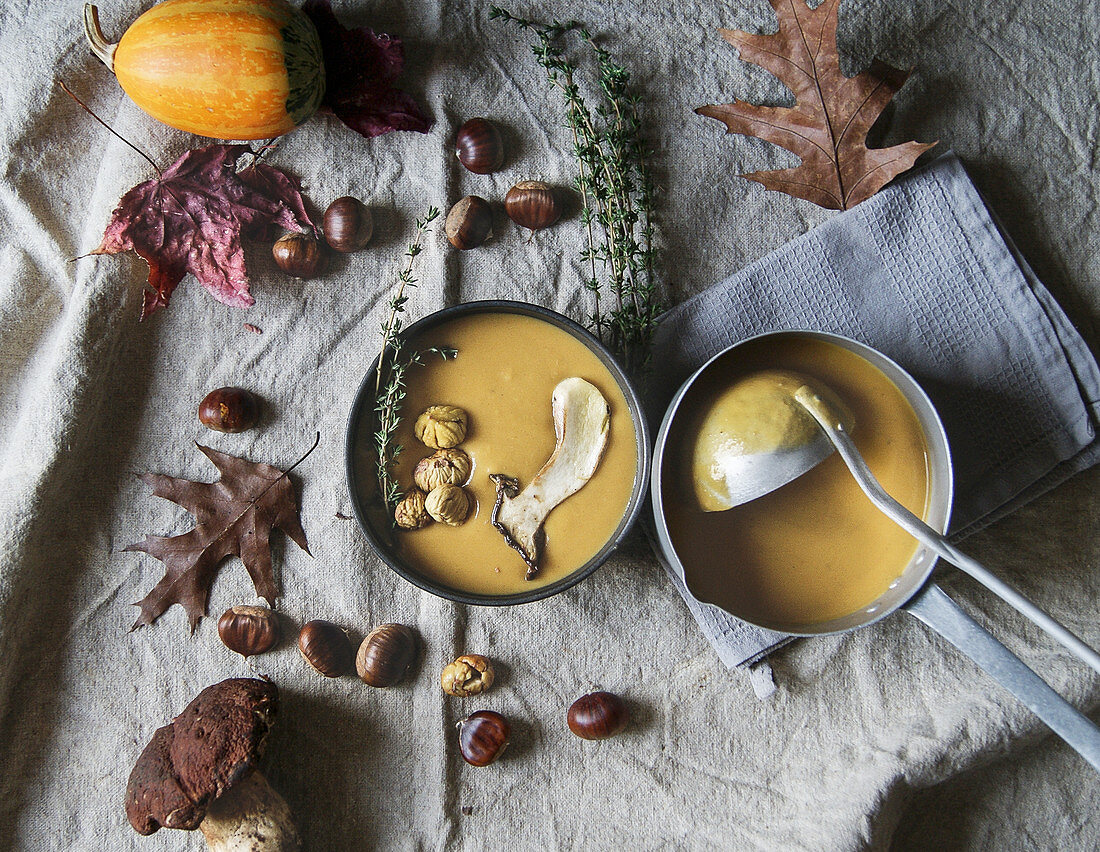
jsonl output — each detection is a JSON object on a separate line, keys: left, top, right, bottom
{"left": 344, "top": 300, "right": 651, "bottom": 605}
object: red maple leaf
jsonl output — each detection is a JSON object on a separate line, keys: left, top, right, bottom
{"left": 696, "top": 0, "right": 936, "bottom": 210}
{"left": 93, "top": 144, "right": 318, "bottom": 319}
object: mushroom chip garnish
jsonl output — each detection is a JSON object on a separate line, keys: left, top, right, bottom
{"left": 491, "top": 377, "right": 611, "bottom": 578}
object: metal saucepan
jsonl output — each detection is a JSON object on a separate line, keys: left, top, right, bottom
{"left": 650, "top": 330, "right": 1100, "bottom": 772}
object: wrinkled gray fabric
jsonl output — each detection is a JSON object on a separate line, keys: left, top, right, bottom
{"left": 3, "top": 0, "right": 1100, "bottom": 850}
{"left": 649, "top": 153, "right": 1100, "bottom": 669}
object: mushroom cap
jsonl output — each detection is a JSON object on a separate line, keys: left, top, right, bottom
{"left": 126, "top": 678, "right": 278, "bottom": 835}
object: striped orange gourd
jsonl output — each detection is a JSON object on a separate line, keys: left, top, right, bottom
{"left": 84, "top": 1, "right": 325, "bottom": 140}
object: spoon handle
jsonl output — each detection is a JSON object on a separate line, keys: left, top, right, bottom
{"left": 795, "top": 387, "right": 1100, "bottom": 676}
{"left": 905, "top": 584, "right": 1100, "bottom": 773}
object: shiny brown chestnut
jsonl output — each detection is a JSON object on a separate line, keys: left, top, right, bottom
{"left": 504, "top": 181, "right": 561, "bottom": 230}
{"left": 298, "top": 619, "right": 354, "bottom": 677}
{"left": 217, "top": 605, "right": 280, "bottom": 657}
{"left": 273, "top": 232, "right": 327, "bottom": 278}
{"left": 198, "top": 387, "right": 260, "bottom": 433}
{"left": 567, "top": 691, "right": 629, "bottom": 740}
{"left": 457, "top": 710, "right": 511, "bottom": 766}
{"left": 445, "top": 196, "right": 494, "bottom": 250}
{"left": 356, "top": 623, "right": 418, "bottom": 687}
{"left": 323, "top": 196, "right": 373, "bottom": 253}
{"left": 455, "top": 117, "right": 504, "bottom": 174}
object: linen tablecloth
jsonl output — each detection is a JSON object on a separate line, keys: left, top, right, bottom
{"left": 2, "top": 1, "right": 1099, "bottom": 849}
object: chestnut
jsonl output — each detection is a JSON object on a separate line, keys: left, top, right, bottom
{"left": 272, "top": 232, "right": 327, "bottom": 278}
{"left": 356, "top": 623, "right": 418, "bottom": 687}
{"left": 457, "top": 710, "right": 510, "bottom": 766}
{"left": 323, "top": 196, "right": 373, "bottom": 253}
{"left": 455, "top": 117, "right": 504, "bottom": 174}
{"left": 445, "top": 196, "right": 493, "bottom": 250}
{"left": 441, "top": 654, "right": 494, "bottom": 697}
{"left": 567, "top": 691, "right": 629, "bottom": 740}
{"left": 298, "top": 619, "right": 353, "bottom": 677}
{"left": 198, "top": 387, "right": 260, "bottom": 433}
{"left": 504, "top": 180, "right": 561, "bottom": 230}
{"left": 217, "top": 605, "right": 280, "bottom": 657}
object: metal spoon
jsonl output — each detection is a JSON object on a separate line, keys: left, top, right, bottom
{"left": 698, "top": 369, "right": 1100, "bottom": 675}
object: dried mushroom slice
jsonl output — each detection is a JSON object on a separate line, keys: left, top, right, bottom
{"left": 491, "top": 377, "right": 610, "bottom": 578}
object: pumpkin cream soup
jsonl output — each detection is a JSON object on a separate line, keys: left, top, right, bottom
{"left": 374, "top": 312, "right": 637, "bottom": 596}
{"left": 663, "top": 336, "right": 930, "bottom": 630}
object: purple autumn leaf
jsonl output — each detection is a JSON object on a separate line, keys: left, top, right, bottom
{"left": 93, "top": 144, "right": 317, "bottom": 319}
{"left": 303, "top": 0, "right": 432, "bottom": 138}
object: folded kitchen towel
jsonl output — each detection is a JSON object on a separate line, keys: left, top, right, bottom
{"left": 647, "top": 152, "right": 1100, "bottom": 672}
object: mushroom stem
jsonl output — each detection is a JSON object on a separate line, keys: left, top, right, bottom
{"left": 199, "top": 772, "right": 300, "bottom": 852}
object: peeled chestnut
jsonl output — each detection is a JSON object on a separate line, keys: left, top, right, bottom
{"left": 455, "top": 117, "right": 504, "bottom": 174}
{"left": 504, "top": 180, "right": 561, "bottom": 230}
{"left": 218, "top": 605, "right": 280, "bottom": 657}
{"left": 445, "top": 196, "right": 493, "bottom": 250}
{"left": 323, "top": 196, "right": 373, "bottom": 252}
{"left": 198, "top": 387, "right": 260, "bottom": 433}
{"left": 457, "top": 710, "right": 511, "bottom": 766}
{"left": 298, "top": 620, "right": 353, "bottom": 677}
{"left": 567, "top": 691, "right": 629, "bottom": 740}
{"left": 441, "top": 654, "right": 494, "bottom": 697}
{"left": 356, "top": 623, "right": 418, "bottom": 687}
{"left": 273, "top": 232, "right": 327, "bottom": 278}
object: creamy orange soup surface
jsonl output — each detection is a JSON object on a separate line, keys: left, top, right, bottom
{"left": 357, "top": 311, "right": 638, "bottom": 596}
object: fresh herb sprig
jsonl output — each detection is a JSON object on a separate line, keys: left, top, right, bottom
{"left": 373, "top": 207, "right": 456, "bottom": 513}
{"left": 489, "top": 7, "right": 662, "bottom": 375}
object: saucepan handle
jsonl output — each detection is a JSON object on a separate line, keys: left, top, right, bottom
{"left": 904, "top": 583, "right": 1100, "bottom": 773}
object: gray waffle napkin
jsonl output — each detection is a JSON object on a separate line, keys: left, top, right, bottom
{"left": 646, "top": 152, "right": 1100, "bottom": 674}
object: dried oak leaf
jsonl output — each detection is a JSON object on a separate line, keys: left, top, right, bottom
{"left": 696, "top": 0, "right": 936, "bottom": 210}
{"left": 303, "top": 0, "right": 432, "bottom": 138}
{"left": 127, "top": 444, "right": 310, "bottom": 632}
{"left": 93, "top": 144, "right": 317, "bottom": 320}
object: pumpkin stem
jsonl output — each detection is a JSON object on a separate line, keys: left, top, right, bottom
{"left": 83, "top": 4, "right": 117, "bottom": 72}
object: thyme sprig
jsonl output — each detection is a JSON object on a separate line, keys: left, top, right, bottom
{"left": 489, "top": 7, "right": 662, "bottom": 375}
{"left": 373, "top": 207, "right": 456, "bottom": 513}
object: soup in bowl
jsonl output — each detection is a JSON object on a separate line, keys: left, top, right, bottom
{"left": 346, "top": 301, "right": 650, "bottom": 605}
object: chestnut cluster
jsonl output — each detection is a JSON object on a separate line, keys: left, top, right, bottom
{"left": 272, "top": 195, "right": 374, "bottom": 278}
{"left": 446, "top": 117, "right": 562, "bottom": 250}
{"left": 298, "top": 620, "right": 419, "bottom": 686}
{"left": 216, "top": 607, "right": 419, "bottom": 687}
{"left": 452, "top": 689, "right": 630, "bottom": 767}
{"left": 218, "top": 606, "right": 629, "bottom": 768}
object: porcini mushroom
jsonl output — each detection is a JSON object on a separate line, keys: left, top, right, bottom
{"left": 491, "top": 377, "right": 610, "bottom": 578}
{"left": 125, "top": 678, "right": 300, "bottom": 851}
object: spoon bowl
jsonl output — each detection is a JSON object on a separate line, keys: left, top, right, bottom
{"left": 688, "top": 368, "right": 852, "bottom": 511}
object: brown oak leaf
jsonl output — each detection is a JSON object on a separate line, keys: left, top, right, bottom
{"left": 93, "top": 144, "right": 318, "bottom": 320}
{"left": 127, "top": 443, "right": 310, "bottom": 632}
{"left": 696, "top": 0, "right": 936, "bottom": 210}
